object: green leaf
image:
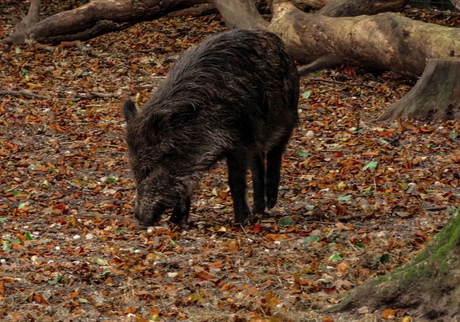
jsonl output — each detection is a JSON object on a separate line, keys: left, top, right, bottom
{"left": 302, "top": 91, "right": 312, "bottom": 99}
{"left": 0, "top": 218, "right": 7, "bottom": 223}
{"left": 78, "top": 298, "right": 89, "bottom": 304}
{"left": 379, "top": 254, "right": 391, "bottom": 263}
{"left": 48, "top": 274, "right": 64, "bottom": 285}
{"left": 304, "top": 235, "right": 321, "bottom": 246}
{"left": 3, "top": 241, "right": 11, "bottom": 252}
{"left": 188, "top": 293, "right": 204, "bottom": 303}
{"left": 15, "top": 47, "right": 21, "bottom": 54}
{"left": 328, "top": 253, "right": 343, "bottom": 261}
{"left": 105, "top": 177, "right": 118, "bottom": 183}
{"left": 449, "top": 130, "right": 458, "bottom": 139}
{"left": 356, "top": 243, "right": 365, "bottom": 248}
{"left": 362, "top": 161, "right": 378, "bottom": 171}
{"left": 338, "top": 195, "right": 352, "bottom": 202}
{"left": 278, "top": 216, "right": 294, "bottom": 227}
{"left": 150, "top": 315, "right": 161, "bottom": 322}
{"left": 92, "top": 258, "right": 109, "bottom": 266}
{"left": 18, "top": 202, "right": 29, "bottom": 209}
{"left": 25, "top": 232, "right": 33, "bottom": 240}
{"left": 297, "top": 150, "right": 312, "bottom": 157}
{"left": 114, "top": 227, "right": 125, "bottom": 234}
{"left": 6, "top": 189, "right": 21, "bottom": 195}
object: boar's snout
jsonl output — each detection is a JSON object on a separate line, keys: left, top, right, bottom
{"left": 134, "top": 199, "right": 166, "bottom": 227}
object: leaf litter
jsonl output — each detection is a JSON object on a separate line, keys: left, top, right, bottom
{"left": 1, "top": 5, "right": 460, "bottom": 322}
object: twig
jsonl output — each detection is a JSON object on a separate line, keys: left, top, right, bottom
{"left": 425, "top": 206, "right": 448, "bottom": 212}
{"left": 71, "top": 212, "right": 138, "bottom": 225}
{"left": 0, "top": 90, "right": 121, "bottom": 101}
{"left": 307, "top": 78, "right": 374, "bottom": 88}
{"left": 337, "top": 213, "right": 368, "bottom": 222}
{"left": 0, "top": 90, "right": 52, "bottom": 100}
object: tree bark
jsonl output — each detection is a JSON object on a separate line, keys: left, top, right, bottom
{"left": 326, "top": 210, "right": 460, "bottom": 320}
{"left": 214, "top": 0, "right": 269, "bottom": 29}
{"left": 4, "top": 0, "right": 208, "bottom": 45}
{"left": 215, "top": 0, "right": 460, "bottom": 78}
{"left": 4, "top": 0, "right": 41, "bottom": 44}
{"left": 379, "top": 58, "right": 460, "bottom": 121}
{"left": 318, "top": 0, "right": 407, "bottom": 16}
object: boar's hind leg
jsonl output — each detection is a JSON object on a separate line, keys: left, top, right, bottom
{"left": 170, "top": 196, "right": 191, "bottom": 226}
{"left": 227, "top": 152, "right": 251, "bottom": 224}
{"left": 251, "top": 152, "right": 266, "bottom": 214}
{"left": 266, "top": 135, "right": 290, "bottom": 209}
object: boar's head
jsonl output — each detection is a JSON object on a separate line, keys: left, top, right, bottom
{"left": 122, "top": 99, "right": 191, "bottom": 226}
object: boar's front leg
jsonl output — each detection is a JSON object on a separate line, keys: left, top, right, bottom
{"left": 170, "top": 196, "right": 191, "bottom": 226}
{"left": 266, "top": 135, "right": 291, "bottom": 209}
{"left": 226, "top": 152, "right": 251, "bottom": 224}
{"left": 251, "top": 152, "right": 266, "bottom": 215}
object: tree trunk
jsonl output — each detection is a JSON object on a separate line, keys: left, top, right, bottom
{"left": 379, "top": 58, "right": 460, "bottom": 121}
{"left": 4, "top": 0, "right": 208, "bottom": 45}
{"left": 318, "top": 0, "right": 407, "bottom": 16}
{"left": 6, "top": 0, "right": 460, "bottom": 79}
{"left": 214, "top": 0, "right": 269, "bottom": 29}
{"left": 4, "top": 0, "right": 41, "bottom": 44}
{"left": 326, "top": 210, "right": 460, "bottom": 320}
{"left": 215, "top": 0, "right": 460, "bottom": 78}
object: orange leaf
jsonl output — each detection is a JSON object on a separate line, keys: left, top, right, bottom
{"left": 149, "top": 306, "right": 160, "bottom": 316}
{"left": 2, "top": 140, "right": 18, "bottom": 150}
{"left": 124, "top": 307, "right": 138, "bottom": 314}
{"left": 293, "top": 273, "right": 310, "bottom": 286}
{"left": 26, "top": 82, "right": 43, "bottom": 89}
{"left": 362, "top": 151, "right": 380, "bottom": 157}
{"left": 11, "top": 242, "right": 23, "bottom": 250}
{"left": 264, "top": 290, "right": 281, "bottom": 307}
{"left": 337, "top": 262, "right": 350, "bottom": 274}
{"left": 49, "top": 123, "right": 66, "bottom": 133}
{"left": 245, "top": 286, "right": 259, "bottom": 296}
{"left": 194, "top": 271, "right": 213, "bottom": 280}
{"left": 28, "top": 293, "right": 49, "bottom": 305}
{"left": 208, "top": 261, "right": 225, "bottom": 269}
{"left": 220, "top": 283, "right": 235, "bottom": 291}
{"left": 266, "top": 233, "right": 288, "bottom": 241}
{"left": 341, "top": 66, "right": 356, "bottom": 77}
{"left": 382, "top": 308, "right": 400, "bottom": 319}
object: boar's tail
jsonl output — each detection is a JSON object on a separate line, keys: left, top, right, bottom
{"left": 123, "top": 99, "right": 138, "bottom": 123}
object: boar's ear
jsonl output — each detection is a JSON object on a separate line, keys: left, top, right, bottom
{"left": 123, "top": 99, "right": 138, "bottom": 123}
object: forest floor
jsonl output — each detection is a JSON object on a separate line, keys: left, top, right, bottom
{"left": 1, "top": 2, "right": 460, "bottom": 322}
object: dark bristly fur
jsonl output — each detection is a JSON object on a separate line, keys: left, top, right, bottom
{"left": 123, "top": 29, "right": 299, "bottom": 226}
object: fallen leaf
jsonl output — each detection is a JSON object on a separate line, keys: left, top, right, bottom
{"left": 382, "top": 308, "right": 401, "bottom": 319}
